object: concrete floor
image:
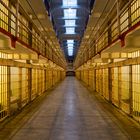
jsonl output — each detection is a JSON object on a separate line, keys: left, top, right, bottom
{"left": 0, "top": 77, "right": 140, "bottom": 140}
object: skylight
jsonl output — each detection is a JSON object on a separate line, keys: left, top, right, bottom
{"left": 67, "top": 40, "right": 74, "bottom": 44}
{"left": 64, "top": 9, "right": 77, "bottom": 19}
{"left": 63, "top": 0, "right": 77, "bottom": 7}
{"left": 68, "top": 46, "right": 73, "bottom": 56}
{"left": 66, "top": 28, "right": 75, "bottom": 34}
{"left": 65, "top": 20, "right": 76, "bottom": 27}
{"left": 68, "top": 44, "right": 74, "bottom": 47}
{"left": 68, "top": 51, "right": 73, "bottom": 56}
{"left": 68, "top": 53, "right": 73, "bottom": 56}
{"left": 62, "top": 1, "right": 77, "bottom": 54}
{"left": 68, "top": 46, "right": 73, "bottom": 50}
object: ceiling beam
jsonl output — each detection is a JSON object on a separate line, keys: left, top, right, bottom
{"left": 55, "top": 25, "right": 86, "bottom": 28}
{"left": 56, "top": 17, "right": 87, "bottom": 20}
{"left": 59, "top": 34, "right": 81, "bottom": 40}
{"left": 50, "top": 6, "right": 90, "bottom": 14}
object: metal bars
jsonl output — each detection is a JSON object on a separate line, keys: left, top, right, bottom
{"left": 132, "top": 65, "right": 140, "bottom": 122}
{"left": 111, "top": 67, "right": 119, "bottom": 107}
{"left": 21, "top": 68, "right": 29, "bottom": 107}
{"left": 0, "top": 65, "right": 65, "bottom": 122}
{"left": 0, "top": 0, "right": 9, "bottom": 31}
{"left": 103, "top": 69, "right": 109, "bottom": 100}
{"left": 75, "top": 0, "right": 140, "bottom": 68}
{"left": 0, "top": 66, "right": 8, "bottom": 121}
{"left": 119, "top": 66, "right": 130, "bottom": 114}
{"left": 76, "top": 62, "right": 140, "bottom": 123}
{"left": 0, "top": 0, "right": 66, "bottom": 68}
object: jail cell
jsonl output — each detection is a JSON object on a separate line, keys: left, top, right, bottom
{"left": 52, "top": 71, "right": 57, "bottom": 86}
{"left": 58, "top": 71, "right": 60, "bottom": 83}
{"left": 82, "top": 70, "right": 85, "bottom": 83}
{"left": 0, "top": 0, "right": 9, "bottom": 31}
{"left": 76, "top": 71, "right": 81, "bottom": 80}
{"left": 92, "top": 70, "right": 96, "bottom": 91}
{"left": 96, "top": 70, "right": 100, "bottom": 92}
{"left": 48, "top": 70, "right": 53, "bottom": 89}
{"left": 88, "top": 70, "right": 94, "bottom": 90}
{"left": 56, "top": 71, "right": 59, "bottom": 83}
{"left": 42, "top": 70, "right": 45, "bottom": 92}
{"left": 21, "top": 68, "right": 29, "bottom": 107}
{"left": 131, "top": 0, "right": 140, "bottom": 26}
{"left": 81, "top": 71, "right": 84, "bottom": 81}
{"left": 95, "top": 70, "right": 99, "bottom": 93}
{"left": 0, "top": 66, "right": 8, "bottom": 121}
{"left": 83, "top": 70, "right": 86, "bottom": 83}
{"left": 102, "top": 69, "right": 109, "bottom": 100}
{"left": 38, "top": 69, "right": 45, "bottom": 95}
{"left": 18, "top": 15, "right": 29, "bottom": 44}
{"left": 132, "top": 65, "right": 140, "bottom": 123}
{"left": 119, "top": 66, "right": 130, "bottom": 114}
{"left": 82, "top": 71, "right": 85, "bottom": 82}
{"left": 54, "top": 71, "right": 57, "bottom": 84}
{"left": 111, "top": 67, "right": 119, "bottom": 107}
{"left": 120, "top": 8, "right": 129, "bottom": 33}
{"left": 10, "top": 67, "right": 20, "bottom": 113}
{"left": 31, "top": 69, "right": 38, "bottom": 100}
{"left": 97, "top": 69, "right": 103, "bottom": 95}
{"left": 57, "top": 71, "right": 61, "bottom": 82}
{"left": 44, "top": 70, "right": 47, "bottom": 91}
{"left": 50, "top": 70, "right": 53, "bottom": 88}
{"left": 10, "top": 5, "right": 16, "bottom": 36}
{"left": 84, "top": 70, "right": 89, "bottom": 86}
{"left": 111, "top": 20, "right": 118, "bottom": 40}
{"left": 37, "top": 69, "right": 42, "bottom": 95}
{"left": 45, "top": 70, "right": 49, "bottom": 90}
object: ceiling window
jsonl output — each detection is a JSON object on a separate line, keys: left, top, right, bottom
{"left": 68, "top": 46, "right": 73, "bottom": 56}
{"left": 66, "top": 27, "right": 75, "bottom": 34}
{"left": 68, "top": 46, "right": 73, "bottom": 50}
{"left": 65, "top": 20, "right": 76, "bottom": 27}
{"left": 68, "top": 52, "right": 73, "bottom": 56}
{"left": 63, "top": 0, "right": 77, "bottom": 7}
{"left": 63, "top": 1, "right": 77, "bottom": 55}
{"left": 67, "top": 40, "right": 74, "bottom": 44}
{"left": 64, "top": 9, "right": 77, "bottom": 19}
{"left": 68, "top": 44, "right": 74, "bottom": 47}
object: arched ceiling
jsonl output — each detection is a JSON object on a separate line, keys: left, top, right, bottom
{"left": 44, "top": 0, "right": 95, "bottom": 62}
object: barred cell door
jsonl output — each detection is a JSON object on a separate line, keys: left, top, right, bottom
{"left": 132, "top": 65, "right": 140, "bottom": 123}
{"left": 0, "top": 66, "right": 8, "bottom": 121}
{"left": 119, "top": 66, "right": 131, "bottom": 114}
{"left": 10, "top": 67, "right": 20, "bottom": 113}
{"left": 111, "top": 67, "right": 119, "bottom": 107}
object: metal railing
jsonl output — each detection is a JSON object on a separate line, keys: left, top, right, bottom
{"left": 0, "top": 0, "right": 66, "bottom": 68}
{"left": 75, "top": 0, "right": 140, "bottom": 68}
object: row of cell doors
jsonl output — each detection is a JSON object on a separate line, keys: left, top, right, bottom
{"left": 0, "top": 66, "right": 61, "bottom": 121}
{"left": 81, "top": 65, "right": 140, "bottom": 123}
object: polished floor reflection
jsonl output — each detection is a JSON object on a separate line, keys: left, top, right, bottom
{"left": 0, "top": 77, "right": 140, "bottom": 140}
